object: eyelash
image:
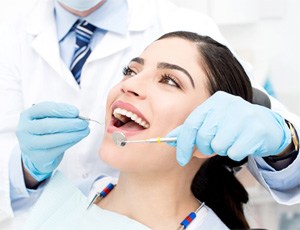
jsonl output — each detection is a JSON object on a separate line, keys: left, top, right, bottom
{"left": 159, "top": 74, "right": 181, "bottom": 88}
{"left": 122, "top": 66, "right": 181, "bottom": 89}
{"left": 122, "top": 66, "right": 136, "bottom": 76}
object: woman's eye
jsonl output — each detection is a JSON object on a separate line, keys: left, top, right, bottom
{"left": 159, "top": 74, "right": 181, "bottom": 88}
{"left": 122, "top": 66, "right": 136, "bottom": 76}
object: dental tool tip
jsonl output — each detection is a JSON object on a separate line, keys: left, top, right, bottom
{"left": 78, "top": 116, "right": 103, "bottom": 125}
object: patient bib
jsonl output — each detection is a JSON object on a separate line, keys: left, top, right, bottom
{"left": 24, "top": 171, "right": 150, "bottom": 230}
{"left": 25, "top": 171, "right": 228, "bottom": 230}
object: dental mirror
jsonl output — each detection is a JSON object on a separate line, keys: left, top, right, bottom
{"left": 112, "top": 131, "right": 127, "bottom": 147}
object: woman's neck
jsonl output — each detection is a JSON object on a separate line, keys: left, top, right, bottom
{"left": 98, "top": 167, "right": 201, "bottom": 229}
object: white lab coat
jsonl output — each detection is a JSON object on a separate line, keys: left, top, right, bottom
{"left": 0, "top": 0, "right": 300, "bottom": 222}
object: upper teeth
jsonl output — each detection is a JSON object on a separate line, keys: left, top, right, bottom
{"left": 113, "top": 108, "right": 150, "bottom": 129}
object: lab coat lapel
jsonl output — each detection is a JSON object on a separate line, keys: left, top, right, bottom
{"left": 30, "top": 28, "right": 78, "bottom": 89}
{"left": 26, "top": 0, "right": 79, "bottom": 89}
{"left": 30, "top": 27, "right": 62, "bottom": 76}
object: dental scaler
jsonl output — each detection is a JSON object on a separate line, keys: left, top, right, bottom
{"left": 112, "top": 131, "right": 177, "bottom": 147}
{"left": 78, "top": 116, "right": 103, "bottom": 125}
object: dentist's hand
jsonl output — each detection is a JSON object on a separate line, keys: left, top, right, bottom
{"left": 16, "top": 102, "right": 90, "bottom": 182}
{"left": 167, "top": 91, "right": 291, "bottom": 166}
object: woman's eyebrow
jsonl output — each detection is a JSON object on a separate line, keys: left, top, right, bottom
{"left": 157, "top": 62, "right": 195, "bottom": 88}
{"left": 130, "top": 57, "right": 144, "bottom": 65}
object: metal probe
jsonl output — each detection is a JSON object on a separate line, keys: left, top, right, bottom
{"left": 112, "top": 131, "right": 177, "bottom": 147}
{"left": 78, "top": 116, "right": 103, "bottom": 125}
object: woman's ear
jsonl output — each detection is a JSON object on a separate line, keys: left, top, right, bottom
{"left": 192, "top": 148, "right": 216, "bottom": 159}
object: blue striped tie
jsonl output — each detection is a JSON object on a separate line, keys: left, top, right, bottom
{"left": 70, "top": 20, "right": 96, "bottom": 84}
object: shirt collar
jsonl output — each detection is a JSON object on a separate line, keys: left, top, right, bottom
{"left": 55, "top": 0, "right": 128, "bottom": 42}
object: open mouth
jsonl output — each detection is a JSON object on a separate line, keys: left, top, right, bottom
{"left": 112, "top": 107, "right": 150, "bottom": 131}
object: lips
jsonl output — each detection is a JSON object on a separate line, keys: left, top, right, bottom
{"left": 107, "top": 101, "right": 150, "bottom": 135}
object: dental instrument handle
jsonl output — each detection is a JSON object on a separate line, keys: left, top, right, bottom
{"left": 146, "top": 137, "right": 177, "bottom": 143}
{"left": 112, "top": 131, "right": 176, "bottom": 147}
{"left": 125, "top": 137, "right": 177, "bottom": 144}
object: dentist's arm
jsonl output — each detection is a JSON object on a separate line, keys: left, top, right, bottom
{"left": 16, "top": 102, "right": 90, "bottom": 187}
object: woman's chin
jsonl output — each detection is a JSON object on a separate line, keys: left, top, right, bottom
{"left": 99, "top": 140, "right": 132, "bottom": 172}
{"left": 99, "top": 140, "right": 116, "bottom": 163}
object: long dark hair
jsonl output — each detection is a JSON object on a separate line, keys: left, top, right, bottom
{"left": 158, "top": 31, "right": 252, "bottom": 229}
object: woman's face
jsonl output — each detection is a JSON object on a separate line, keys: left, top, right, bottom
{"left": 100, "top": 37, "right": 211, "bottom": 173}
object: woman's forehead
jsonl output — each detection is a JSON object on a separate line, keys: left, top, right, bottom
{"left": 140, "top": 38, "right": 199, "bottom": 65}
{"left": 145, "top": 37, "right": 195, "bottom": 52}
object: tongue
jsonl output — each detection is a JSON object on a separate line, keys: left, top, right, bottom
{"left": 121, "top": 121, "right": 145, "bottom": 131}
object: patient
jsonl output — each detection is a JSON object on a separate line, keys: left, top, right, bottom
{"left": 25, "top": 31, "right": 252, "bottom": 229}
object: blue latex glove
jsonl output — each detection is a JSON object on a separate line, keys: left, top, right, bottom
{"left": 167, "top": 91, "right": 291, "bottom": 166}
{"left": 16, "top": 102, "right": 90, "bottom": 181}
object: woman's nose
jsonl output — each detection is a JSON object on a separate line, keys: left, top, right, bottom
{"left": 121, "top": 75, "right": 147, "bottom": 99}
